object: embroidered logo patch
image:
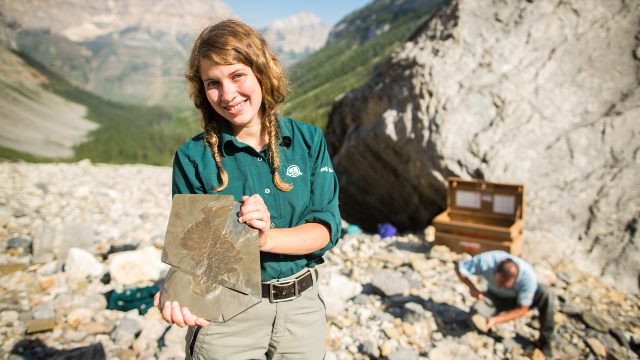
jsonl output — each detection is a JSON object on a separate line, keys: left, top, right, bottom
{"left": 320, "top": 166, "right": 334, "bottom": 172}
{"left": 286, "top": 165, "right": 303, "bottom": 178}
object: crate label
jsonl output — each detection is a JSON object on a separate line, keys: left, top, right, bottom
{"left": 493, "top": 194, "right": 516, "bottom": 215}
{"left": 482, "top": 194, "right": 493, "bottom": 202}
{"left": 460, "top": 241, "right": 481, "bottom": 250}
{"left": 455, "top": 190, "right": 481, "bottom": 209}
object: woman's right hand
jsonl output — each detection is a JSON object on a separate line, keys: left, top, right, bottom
{"left": 153, "top": 288, "right": 210, "bottom": 327}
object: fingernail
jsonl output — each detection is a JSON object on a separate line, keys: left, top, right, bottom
{"left": 182, "top": 308, "right": 187, "bottom": 315}
{"left": 164, "top": 301, "right": 170, "bottom": 308}
{"left": 172, "top": 301, "right": 178, "bottom": 308}
{"left": 238, "top": 216, "right": 243, "bottom": 222}
{"left": 195, "top": 320, "right": 201, "bottom": 326}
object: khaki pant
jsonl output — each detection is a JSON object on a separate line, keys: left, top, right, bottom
{"left": 185, "top": 268, "right": 326, "bottom": 360}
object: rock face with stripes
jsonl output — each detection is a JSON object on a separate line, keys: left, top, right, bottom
{"left": 325, "top": 0, "right": 640, "bottom": 292}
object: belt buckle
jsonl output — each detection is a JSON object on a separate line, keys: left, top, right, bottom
{"left": 269, "top": 278, "right": 299, "bottom": 303}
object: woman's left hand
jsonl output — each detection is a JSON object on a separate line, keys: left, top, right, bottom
{"left": 239, "top": 194, "right": 271, "bottom": 249}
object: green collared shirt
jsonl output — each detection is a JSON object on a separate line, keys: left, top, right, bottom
{"left": 172, "top": 117, "right": 341, "bottom": 282}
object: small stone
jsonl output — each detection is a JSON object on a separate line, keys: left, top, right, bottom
{"left": 384, "top": 326, "right": 402, "bottom": 339}
{"left": 64, "top": 330, "right": 88, "bottom": 342}
{"left": 429, "top": 340, "right": 478, "bottom": 360}
{"left": 32, "top": 302, "right": 56, "bottom": 320}
{"left": 371, "top": 271, "right": 410, "bottom": 297}
{"left": 424, "top": 226, "right": 436, "bottom": 242}
{"left": 403, "top": 302, "right": 426, "bottom": 323}
{"left": 77, "top": 322, "right": 113, "bottom": 335}
{"left": 472, "top": 314, "right": 488, "bottom": 333}
{"left": 36, "top": 261, "right": 65, "bottom": 276}
{"left": 67, "top": 308, "right": 93, "bottom": 328}
{"left": 387, "top": 349, "right": 417, "bottom": 360}
{"left": 40, "top": 279, "right": 55, "bottom": 290}
{"left": 65, "top": 248, "right": 104, "bottom": 278}
{"left": 0, "top": 263, "right": 24, "bottom": 276}
{"left": 373, "top": 312, "right": 395, "bottom": 322}
{"left": 0, "top": 206, "right": 11, "bottom": 227}
{"left": 362, "top": 340, "right": 380, "bottom": 358}
{"left": 586, "top": 337, "right": 607, "bottom": 357}
{"left": 7, "top": 237, "right": 31, "bottom": 252}
{"left": 109, "top": 247, "right": 167, "bottom": 285}
{"left": 403, "top": 322, "right": 416, "bottom": 336}
{"left": 531, "top": 348, "right": 546, "bottom": 360}
{"left": 380, "top": 341, "right": 393, "bottom": 357}
{"left": 319, "top": 274, "right": 363, "bottom": 301}
{"left": 352, "top": 294, "right": 370, "bottom": 304}
{"left": 72, "top": 293, "right": 107, "bottom": 312}
{"left": 411, "top": 258, "right": 440, "bottom": 272}
{"left": 26, "top": 318, "right": 56, "bottom": 334}
{"left": 393, "top": 317, "right": 403, "bottom": 326}
{"left": 534, "top": 265, "right": 557, "bottom": 286}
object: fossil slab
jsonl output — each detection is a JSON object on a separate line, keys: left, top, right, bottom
{"left": 160, "top": 194, "right": 261, "bottom": 322}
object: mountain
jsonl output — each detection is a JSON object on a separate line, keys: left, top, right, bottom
{"left": 284, "top": 0, "right": 447, "bottom": 128}
{"left": 325, "top": 0, "right": 640, "bottom": 292}
{"left": 0, "top": 21, "right": 96, "bottom": 161}
{"left": 259, "top": 12, "right": 332, "bottom": 66}
{"left": 0, "top": 0, "right": 235, "bottom": 107}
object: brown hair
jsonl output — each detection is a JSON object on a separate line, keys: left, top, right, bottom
{"left": 185, "top": 19, "right": 291, "bottom": 192}
{"left": 496, "top": 258, "right": 519, "bottom": 280}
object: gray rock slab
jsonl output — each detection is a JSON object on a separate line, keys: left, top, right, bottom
{"left": 33, "top": 223, "right": 95, "bottom": 260}
{"left": 583, "top": 311, "right": 614, "bottom": 332}
{"left": 7, "top": 237, "right": 31, "bottom": 252}
{"left": 36, "top": 261, "right": 64, "bottom": 276}
{"left": 32, "top": 302, "right": 55, "bottom": 320}
{"left": 403, "top": 302, "right": 426, "bottom": 323}
{"left": 0, "top": 290, "right": 29, "bottom": 312}
{"left": 556, "top": 272, "right": 574, "bottom": 285}
{"left": 371, "top": 271, "right": 410, "bottom": 297}
{"left": 561, "top": 303, "right": 585, "bottom": 316}
{"left": 387, "top": 349, "right": 417, "bottom": 360}
{"left": 361, "top": 340, "right": 379, "bottom": 358}
{"left": 428, "top": 340, "right": 478, "bottom": 360}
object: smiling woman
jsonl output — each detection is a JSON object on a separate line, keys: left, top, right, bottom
{"left": 153, "top": 20, "right": 341, "bottom": 360}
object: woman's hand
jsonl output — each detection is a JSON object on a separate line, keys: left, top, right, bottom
{"left": 153, "top": 288, "right": 210, "bottom": 328}
{"left": 238, "top": 194, "right": 271, "bottom": 249}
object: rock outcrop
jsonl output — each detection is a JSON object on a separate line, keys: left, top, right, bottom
{"left": 325, "top": 0, "right": 640, "bottom": 292}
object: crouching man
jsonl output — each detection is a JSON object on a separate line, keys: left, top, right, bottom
{"left": 455, "top": 250, "right": 556, "bottom": 358}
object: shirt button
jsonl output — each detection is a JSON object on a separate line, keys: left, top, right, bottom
{"left": 270, "top": 222, "right": 275, "bottom": 229}
{"left": 258, "top": 158, "right": 262, "bottom": 161}
{"left": 280, "top": 254, "right": 285, "bottom": 258}
{"left": 265, "top": 189, "right": 270, "bottom": 194}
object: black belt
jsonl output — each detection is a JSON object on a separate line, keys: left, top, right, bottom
{"left": 262, "top": 268, "right": 317, "bottom": 303}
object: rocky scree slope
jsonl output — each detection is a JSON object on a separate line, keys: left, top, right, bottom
{"left": 0, "top": 162, "right": 639, "bottom": 360}
{"left": 325, "top": 0, "right": 640, "bottom": 292}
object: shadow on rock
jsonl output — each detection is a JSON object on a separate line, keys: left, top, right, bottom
{"left": 10, "top": 338, "right": 106, "bottom": 360}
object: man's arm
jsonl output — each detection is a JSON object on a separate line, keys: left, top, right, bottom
{"left": 486, "top": 304, "right": 530, "bottom": 330}
{"left": 454, "top": 261, "right": 484, "bottom": 300}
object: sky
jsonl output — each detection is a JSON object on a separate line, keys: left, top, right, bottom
{"left": 227, "top": 0, "right": 374, "bottom": 28}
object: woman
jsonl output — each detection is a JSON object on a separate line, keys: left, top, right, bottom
{"left": 153, "top": 20, "right": 341, "bottom": 360}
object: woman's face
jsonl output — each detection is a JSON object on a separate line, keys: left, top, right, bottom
{"left": 200, "top": 59, "right": 263, "bottom": 133}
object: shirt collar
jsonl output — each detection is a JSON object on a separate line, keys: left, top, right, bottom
{"left": 220, "top": 117, "right": 291, "bottom": 157}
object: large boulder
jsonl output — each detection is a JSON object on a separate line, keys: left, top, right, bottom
{"left": 325, "top": 0, "right": 640, "bottom": 292}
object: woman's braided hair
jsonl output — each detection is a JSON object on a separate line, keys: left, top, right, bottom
{"left": 185, "top": 20, "right": 292, "bottom": 192}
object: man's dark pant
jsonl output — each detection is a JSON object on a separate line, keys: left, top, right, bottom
{"left": 471, "top": 284, "right": 556, "bottom": 342}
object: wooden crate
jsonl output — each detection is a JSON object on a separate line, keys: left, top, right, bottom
{"left": 432, "top": 177, "right": 525, "bottom": 256}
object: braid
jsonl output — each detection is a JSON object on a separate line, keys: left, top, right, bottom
{"left": 203, "top": 119, "right": 228, "bottom": 191}
{"left": 266, "top": 114, "right": 292, "bottom": 192}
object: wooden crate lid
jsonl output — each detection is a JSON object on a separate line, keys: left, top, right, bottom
{"left": 447, "top": 177, "right": 525, "bottom": 221}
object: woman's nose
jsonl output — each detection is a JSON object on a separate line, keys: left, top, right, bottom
{"left": 221, "top": 83, "right": 236, "bottom": 101}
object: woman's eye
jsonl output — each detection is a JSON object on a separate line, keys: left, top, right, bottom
{"left": 207, "top": 80, "right": 219, "bottom": 87}
{"left": 233, "top": 73, "right": 244, "bottom": 80}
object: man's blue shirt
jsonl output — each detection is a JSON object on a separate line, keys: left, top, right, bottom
{"left": 458, "top": 250, "right": 538, "bottom": 306}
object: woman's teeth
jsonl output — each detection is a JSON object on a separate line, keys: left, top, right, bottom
{"left": 227, "top": 101, "right": 245, "bottom": 111}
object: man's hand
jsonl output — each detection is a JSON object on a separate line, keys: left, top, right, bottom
{"left": 486, "top": 316, "right": 497, "bottom": 331}
{"left": 469, "top": 288, "right": 485, "bottom": 300}
{"left": 153, "top": 288, "right": 210, "bottom": 328}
